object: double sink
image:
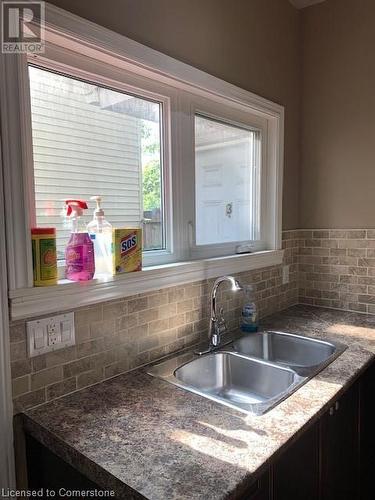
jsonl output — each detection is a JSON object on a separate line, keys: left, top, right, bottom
{"left": 148, "top": 330, "right": 347, "bottom": 415}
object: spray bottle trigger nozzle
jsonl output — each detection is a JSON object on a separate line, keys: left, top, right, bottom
{"left": 65, "top": 200, "right": 88, "bottom": 216}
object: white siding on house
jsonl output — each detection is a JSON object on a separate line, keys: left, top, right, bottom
{"left": 29, "top": 66, "right": 160, "bottom": 257}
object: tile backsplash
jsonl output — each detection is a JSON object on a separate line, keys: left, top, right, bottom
{"left": 10, "top": 231, "right": 300, "bottom": 412}
{"left": 15, "top": 228, "right": 375, "bottom": 413}
{"left": 298, "top": 229, "right": 375, "bottom": 313}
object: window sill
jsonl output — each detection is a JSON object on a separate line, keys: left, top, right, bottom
{"left": 9, "top": 250, "right": 284, "bottom": 320}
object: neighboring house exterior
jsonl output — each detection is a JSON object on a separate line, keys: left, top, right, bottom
{"left": 29, "top": 66, "right": 148, "bottom": 257}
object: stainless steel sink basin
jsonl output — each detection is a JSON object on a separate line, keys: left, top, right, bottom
{"left": 147, "top": 330, "right": 347, "bottom": 415}
{"left": 148, "top": 350, "right": 304, "bottom": 415}
{"left": 229, "top": 331, "right": 345, "bottom": 376}
{"left": 173, "top": 352, "right": 303, "bottom": 414}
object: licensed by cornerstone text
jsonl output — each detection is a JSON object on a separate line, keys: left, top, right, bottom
{"left": 0, "top": 489, "right": 115, "bottom": 498}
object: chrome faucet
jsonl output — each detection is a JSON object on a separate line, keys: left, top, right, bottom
{"left": 208, "top": 276, "right": 243, "bottom": 349}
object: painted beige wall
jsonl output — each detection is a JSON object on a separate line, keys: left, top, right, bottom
{"left": 47, "top": 0, "right": 301, "bottom": 229}
{"left": 301, "top": 0, "right": 375, "bottom": 228}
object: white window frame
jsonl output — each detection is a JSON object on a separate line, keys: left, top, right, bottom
{"left": 0, "top": 128, "right": 16, "bottom": 489}
{"left": 189, "top": 101, "right": 269, "bottom": 260}
{"left": 27, "top": 48, "right": 177, "bottom": 269}
{"left": 0, "top": 3, "right": 284, "bottom": 320}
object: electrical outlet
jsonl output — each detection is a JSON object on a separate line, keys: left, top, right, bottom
{"left": 47, "top": 320, "right": 61, "bottom": 346}
{"left": 282, "top": 265, "right": 290, "bottom": 285}
{"left": 47, "top": 323, "right": 58, "bottom": 335}
{"left": 27, "top": 312, "right": 75, "bottom": 357}
{"left": 48, "top": 333, "right": 59, "bottom": 346}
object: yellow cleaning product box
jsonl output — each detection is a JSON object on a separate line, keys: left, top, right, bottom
{"left": 112, "top": 228, "right": 142, "bottom": 275}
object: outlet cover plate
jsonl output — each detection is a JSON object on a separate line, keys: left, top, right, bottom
{"left": 27, "top": 312, "right": 75, "bottom": 357}
{"left": 282, "top": 265, "right": 290, "bottom": 285}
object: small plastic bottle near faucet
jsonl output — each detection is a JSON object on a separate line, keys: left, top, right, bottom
{"left": 87, "top": 196, "right": 112, "bottom": 277}
{"left": 240, "top": 285, "right": 258, "bottom": 333}
{"left": 65, "top": 200, "right": 95, "bottom": 281}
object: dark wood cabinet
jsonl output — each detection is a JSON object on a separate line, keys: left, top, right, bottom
{"left": 271, "top": 381, "right": 361, "bottom": 500}
{"left": 237, "top": 469, "right": 271, "bottom": 500}
{"left": 273, "top": 421, "right": 320, "bottom": 500}
{"left": 26, "top": 435, "right": 112, "bottom": 497}
{"left": 360, "top": 362, "right": 375, "bottom": 500}
{"left": 320, "top": 383, "right": 360, "bottom": 500}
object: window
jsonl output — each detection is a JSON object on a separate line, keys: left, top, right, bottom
{"left": 24, "top": 53, "right": 279, "bottom": 269}
{"left": 1, "top": 5, "right": 284, "bottom": 310}
{"left": 29, "top": 65, "right": 165, "bottom": 260}
{"left": 195, "top": 114, "right": 261, "bottom": 247}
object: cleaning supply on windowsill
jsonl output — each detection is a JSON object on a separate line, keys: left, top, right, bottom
{"left": 240, "top": 284, "right": 258, "bottom": 332}
{"left": 31, "top": 227, "right": 58, "bottom": 286}
{"left": 87, "top": 196, "right": 112, "bottom": 278}
{"left": 65, "top": 200, "right": 95, "bottom": 281}
{"left": 112, "top": 228, "right": 142, "bottom": 275}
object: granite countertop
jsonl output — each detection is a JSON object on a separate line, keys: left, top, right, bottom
{"left": 22, "top": 305, "right": 375, "bottom": 500}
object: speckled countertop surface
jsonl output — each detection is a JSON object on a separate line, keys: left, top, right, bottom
{"left": 22, "top": 305, "right": 375, "bottom": 500}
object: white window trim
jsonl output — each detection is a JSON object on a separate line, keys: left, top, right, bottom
{"left": 9, "top": 250, "right": 284, "bottom": 320}
{"left": 0, "top": 3, "right": 284, "bottom": 321}
{"left": 0, "top": 132, "right": 15, "bottom": 487}
{"left": 190, "top": 105, "right": 268, "bottom": 259}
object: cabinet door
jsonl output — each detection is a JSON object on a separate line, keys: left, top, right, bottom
{"left": 360, "top": 361, "right": 375, "bottom": 500}
{"left": 273, "top": 421, "right": 319, "bottom": 500}
{"left": 26, "top": 434, "right": 109, "bottom": 493}
{"left": 320, "top": 383, "right": 360, "bottom": 500}
{"left": 237, "top": 469, "right": 270, "bottom": 500}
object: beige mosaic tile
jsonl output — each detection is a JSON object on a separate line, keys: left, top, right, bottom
{"left": 299, "top": 229, "right": 375, "bottom": 314}
{"left": 31, "top": 366, "right": 63, "bottom": 391}
{"left": 12, "top": 375, "right": 30, "bottom": 397}
{"left": 46, "top": 378, "right": 76, "bottom": 401}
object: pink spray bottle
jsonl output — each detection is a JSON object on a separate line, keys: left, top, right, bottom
{"left": 65, "top": 200, "right": 95, "bottom": 281}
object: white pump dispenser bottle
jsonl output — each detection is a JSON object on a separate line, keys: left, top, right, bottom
{"left": 87, "top": 196, "right": 113, "bottom": 277}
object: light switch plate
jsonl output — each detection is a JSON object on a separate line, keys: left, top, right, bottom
{"left": 27, "top": 312, "right": 75, "bottom": 358}
{"left": 282, "top": 265, "right": 290, "bottom": 285}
